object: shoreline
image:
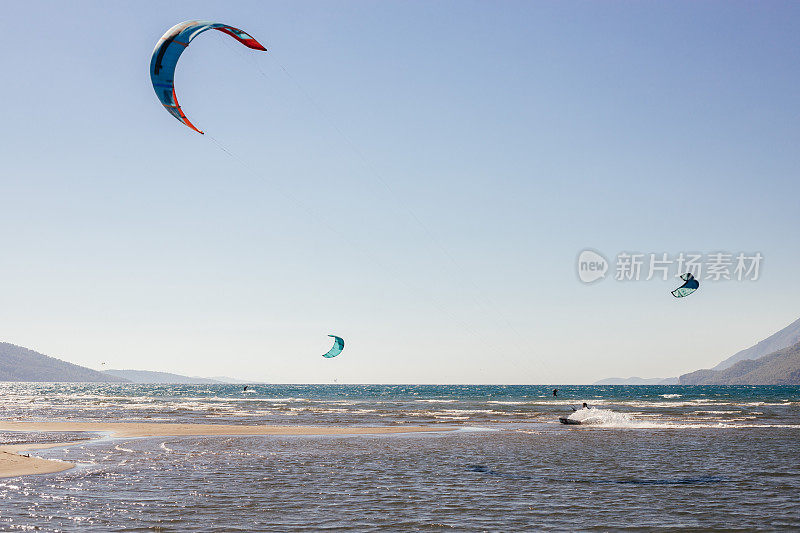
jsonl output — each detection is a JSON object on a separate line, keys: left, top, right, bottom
{"left": 0, "top": 421, "right": 451, "bottom": 479}
{"left": 0, "top": 442, "right": 79, "bottom": 479}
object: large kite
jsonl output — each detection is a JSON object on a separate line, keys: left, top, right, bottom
{"left": 150, "top": 21, "right": 266, "bottom": 134}
{"left": 322, "top": 335, "right": 345, "bottom": 359}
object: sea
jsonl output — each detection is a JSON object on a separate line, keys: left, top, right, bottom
{"left": 0, "top": 383, "right": 798, "bottom": 531}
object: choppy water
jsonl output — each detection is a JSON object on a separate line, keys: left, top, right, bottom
{"left": 1, "top": 384, "right": 798, "bottom": 531}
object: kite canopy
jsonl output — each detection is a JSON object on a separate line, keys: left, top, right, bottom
{"left": 672, "top": 272, "right": 699, "bottom": 298}
{"left": 150, "top": 20, "right": 266, "bottom": 134}
{"left": 322, "top": 335, "right": 345, "bottom": 358}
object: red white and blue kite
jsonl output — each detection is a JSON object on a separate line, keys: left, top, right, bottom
{"left": 150, "top": 21, "right": 266, "bottom": 134}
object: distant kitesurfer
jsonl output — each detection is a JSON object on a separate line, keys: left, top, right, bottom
{"left": 553, "top": 389, "right": 558, "bottom": 397}
{"left": 243, "top": 385, "right": 248, "bottom": 391}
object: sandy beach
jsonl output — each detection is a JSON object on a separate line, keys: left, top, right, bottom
{"left": 0, "top": 451, "right": 74, "bottom": 478}
{"left": 0, "top": 421, "right": 448, "bottom": 479}
{"left": 0, "top": 442, "right": 79, "bottom": 478}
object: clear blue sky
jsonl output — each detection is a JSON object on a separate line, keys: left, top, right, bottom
{"left": 1, "top": 1, "right": 798, "bottom": 383}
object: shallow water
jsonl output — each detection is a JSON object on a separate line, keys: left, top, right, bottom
{"left": 0, "top": 384, "right": 798, "bottom": 531}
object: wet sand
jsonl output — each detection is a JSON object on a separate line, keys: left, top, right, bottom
{"left": 0, "top": 442, "right": 78, "bottom": 478}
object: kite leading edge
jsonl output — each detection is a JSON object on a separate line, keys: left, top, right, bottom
{"left": 150, "top": 20, "right": 266, "bottom": 134}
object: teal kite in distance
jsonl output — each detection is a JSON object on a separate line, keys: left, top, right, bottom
{"left": 150, "top": 20, "right": 267, "bottom": 134}
{"left": 322, "top": 335, "right": 345, "bottom": 358}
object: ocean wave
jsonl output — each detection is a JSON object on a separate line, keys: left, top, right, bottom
{"left": 562, "top": 408, "right": 635, "bottom": 426}
{"left": 560, "top": 407, "right": 800, "bottom": 430}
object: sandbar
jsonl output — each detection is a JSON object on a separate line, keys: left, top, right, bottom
{"left": 0, "top": 442, "right": 77, "bottom": 479}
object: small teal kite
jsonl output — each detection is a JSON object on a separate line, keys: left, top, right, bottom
{"left": 672, "top": 273, "right": 699, "bottom": 298}
{"left": 322, "top": 335, "right": 344, "bottom": 358}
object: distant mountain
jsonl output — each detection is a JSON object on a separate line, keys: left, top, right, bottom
{"left": 714, "top": 317, "right": 800, "bottom": 370}
{"left": 0, "top": 342, "right": 127, "bottom": 382}
{"left": 593, "top": 377, "right": 678, "bottom": 385}
{"left": 209, "top": 376, "right": 250, "bottom": 384}
{"left": 680, "top": 340, "right": 800, "bottom": 385}
{"left": 103, "top": 370, "right": 225, "bottom": 384}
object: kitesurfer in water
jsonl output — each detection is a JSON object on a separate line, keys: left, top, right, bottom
{"left": 552, "top": 389, "right": 558, "bottom": 397}
{"left": 571, "top": 402, "right": 590, "bottom": 413}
